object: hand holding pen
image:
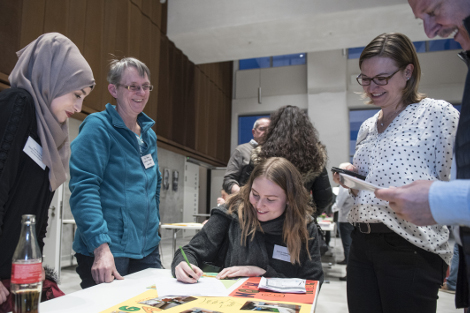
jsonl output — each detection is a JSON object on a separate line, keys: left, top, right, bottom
{"left": 174, "top": 246, "right": 203, "bottom": 283}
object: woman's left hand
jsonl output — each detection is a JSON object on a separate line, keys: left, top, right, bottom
{"left": 216, "top": 266, "right": 266, "bottom": 279}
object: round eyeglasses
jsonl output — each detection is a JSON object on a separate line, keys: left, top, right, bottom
{"left": 356, "top": 69, "right": 401, "bottom": 86}
{"left": 118, "top": 84, "right": 154, "bottom": 92}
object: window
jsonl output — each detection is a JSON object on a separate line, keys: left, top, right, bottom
{"left": 349, "top": 109, "right": 379, "bottom": 162}
{"left": 239, "top": 57, "right": 271, "bottom": 70}
{"left": 272, "top": 53, "right": 306, "bottom": 67}
{"left": 239, "top": 53, "right": 306, "bottom": 70}
{"left": 428, "top": 39, "right": 462, "bottom": 51}
{"left": 348, "top": 38, "right": 461, "bottom": 59}
{"left": 238, "top": 114, "right": 270, "bottom": 145}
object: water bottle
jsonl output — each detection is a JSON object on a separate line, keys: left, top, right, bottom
{"left": 10, "top": 214, "right": 43, "bottom": 313}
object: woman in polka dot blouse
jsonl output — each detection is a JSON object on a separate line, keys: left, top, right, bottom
{"left": 333, "top": 33, "right": 460, "bottom": 313}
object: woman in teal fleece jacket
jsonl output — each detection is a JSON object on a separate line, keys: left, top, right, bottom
{"left": 70, "top": 57, "right": 162, "bottom": 289}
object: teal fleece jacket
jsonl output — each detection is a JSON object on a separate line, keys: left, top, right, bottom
{"left": 70, "top": 103, "right": 161, "bottom": 258}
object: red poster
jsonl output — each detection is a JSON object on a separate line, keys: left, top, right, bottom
{"left": 229, "top": 277, "right": 319, "bottom": 304}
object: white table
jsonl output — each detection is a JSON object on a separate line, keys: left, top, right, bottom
{"left": 40, "top": 269, "right": 174, "bottom": 312}
{"left": 193, "top": 213, "right": 210, "bottom": 223}
{"left": 40, "top": 268, "right": 318, "bottom": 313}
{"left": 160, "top": 223, "right": 203, "bottom": 256}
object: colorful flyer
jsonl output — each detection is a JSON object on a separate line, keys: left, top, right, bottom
{"left": 229, "top": 277, "right": 319, "bottom": 305}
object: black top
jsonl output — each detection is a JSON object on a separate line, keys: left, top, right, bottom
{"left": 171, "top": 206, "right": 324, "bottom": 283}
{"left": 0, "top": 88, "right": 54, "bottom": 279}
{"left": 456, "top": 16, "right": 470, "bottom": 179}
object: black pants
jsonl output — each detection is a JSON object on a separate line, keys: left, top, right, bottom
{"left": 456, "top": 228, "right": 470, "bottom": 309}
{"left": 347, "top": 229, "right": 446, "bottom": 313}
{"left": 75, "top": 245, "right": 162, "bottom": 289}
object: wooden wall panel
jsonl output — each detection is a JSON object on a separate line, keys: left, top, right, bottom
{"left": 43, "top": 0, "right": 68, "bottom": 35}
{"left": 150, "top": 0, "right": 162, "bottom": 30}
{"left": 156, "top": 35, "right": 171, "bottom": 139}
{"left": 0, "top": 0, "right": 22, "bottom": 76}
{"left": 66, "top": 0, "right": 87, "bottom": 50}
{"left": 184, "top": 58, "right": 196, "bottom": 150}
{"left": 114, "top": 0, "right": 130, "bottom": 58}
{"left": 20, "top": 0, "right": 46, "bottom": 47}
{"left": 0, "top": 0, "right": 232, "bottom": 166}
{"left": 194, "top": 68, "right": 205, "bottom": 154}
{"left": 82, "top": 0, "right": 104, "bottom": 112}
{"left": 129, "top": 4, "right": 142, "bottom": 58}
{"left": 143, "top": 23, "right": 161, "bottom": 123}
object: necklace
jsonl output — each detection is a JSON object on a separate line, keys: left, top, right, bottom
{"left": 378, "top": 107, "right": 405, "bottom": 128}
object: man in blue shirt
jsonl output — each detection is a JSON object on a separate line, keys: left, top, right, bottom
{"left": 375, "top": 0, "right": 470, "bottom": 308}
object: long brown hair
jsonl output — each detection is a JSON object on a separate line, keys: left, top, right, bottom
{"left": 258, "top": 105, "right": 326, "bottom": 175}
{"left": 226, "top": 157, "right": 313, "bottom": 264}
{"left": 359, "top": 32, "right": 425, "bottom": 106}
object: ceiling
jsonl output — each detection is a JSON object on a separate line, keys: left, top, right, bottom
{"left": 167, "top": 0, "right": 431, "bottom": 64}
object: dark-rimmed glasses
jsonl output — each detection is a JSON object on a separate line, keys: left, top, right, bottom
{"left": 356, "top": 69, "right": 401, "bottom": 86}
{"left": 117, "top": 84, "right": 154, "bottom": 92}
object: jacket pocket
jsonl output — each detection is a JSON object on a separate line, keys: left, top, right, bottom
{"left": 120, "top": 207, "right": 129, "bottom": 247}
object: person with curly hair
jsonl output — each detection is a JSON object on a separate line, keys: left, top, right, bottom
{"left": 245, "top": 105, "right": 333, "bottom": 215}
{"left": 172, "top": 157, "right": 324, "bottom": 283}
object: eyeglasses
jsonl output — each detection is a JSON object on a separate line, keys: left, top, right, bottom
{"left": 356, "top": 69, "right": 401, "bottom": 86}
{"left": 117, "top": 84, "right": 154, "bottom": 92}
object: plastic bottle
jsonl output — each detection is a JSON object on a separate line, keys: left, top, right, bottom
{"left": 10, "top": 214, "right": 43, "bottom": 313}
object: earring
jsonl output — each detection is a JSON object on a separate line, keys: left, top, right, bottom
{"left": 406, "top": 77, "right": 410, "bottom": 80}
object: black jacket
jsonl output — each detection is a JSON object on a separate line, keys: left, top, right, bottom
{"left": 171, "top": 206, "right": 324, "bottom": 283}
{"left": 456, "top": 16, "right": 470, "bottom": 179}
{"left": 0, "top": 88, "right": 53, "bottom": 279}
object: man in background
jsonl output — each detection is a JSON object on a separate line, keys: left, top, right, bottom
{"left": 223, "top": 117, "right": 270, "bottom": 194}
{"left": 375, "top": 0, "right": 470, "bottom": 308}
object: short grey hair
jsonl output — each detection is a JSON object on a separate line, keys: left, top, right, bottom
{"left": 253, "top": 117, "right": 270, "bottom": 130}
{"left": 107, "top": 57, "right": 151, "bottom": 85}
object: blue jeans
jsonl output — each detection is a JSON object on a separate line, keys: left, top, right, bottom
{"left": 446, "top": 243, "right": 459, "bottom": 290}
{"left": 75, "top": 245, "right": 162, "bottom": 289}
{"left": 339, "top": 222, "right": 354, "bottom": 263}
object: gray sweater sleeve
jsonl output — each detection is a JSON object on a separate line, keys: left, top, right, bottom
{"left": 223, "top": 149, "right": 244, "bottom": 193}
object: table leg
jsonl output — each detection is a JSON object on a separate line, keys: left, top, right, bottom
{"left": 172, "top": 229, "right": 177, "bottom": 256}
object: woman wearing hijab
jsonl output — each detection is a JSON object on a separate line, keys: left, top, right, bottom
{"left": 0, "top": 32, "right": 95, "bottom": 310}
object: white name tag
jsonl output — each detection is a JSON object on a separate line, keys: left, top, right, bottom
{"left": 272, "top": 244, "right": 291, "bottom": 262}
{"left": 23, "top": 136, "right": 46, "bottom": 170}
{"left": 141, "top": 154, "right": 155, "bottom": 169}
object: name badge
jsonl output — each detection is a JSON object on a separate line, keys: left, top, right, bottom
{"left": 23, "top": 136, "right": 46, "bottom": 170}
{"left": 141, "top": 154, "right": 155, "bottom": 169}
{"left": 272, "top": 244, "right": 291, "bottom": 262}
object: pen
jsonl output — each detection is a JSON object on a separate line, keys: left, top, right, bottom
{"left": 180, "top": 246, "right": 198, "bottom": 282}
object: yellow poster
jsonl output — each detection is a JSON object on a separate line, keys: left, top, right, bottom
{"left": 101, "top": 290, "right": 313, "bottom": 313}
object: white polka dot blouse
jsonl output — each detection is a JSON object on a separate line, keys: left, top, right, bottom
{"left": 349, "top": 98, "right": 460, "bottom": 264}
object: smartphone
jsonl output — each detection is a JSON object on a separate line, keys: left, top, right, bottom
{"left": 331, "top": 167, "right": 366, "bottom": 181}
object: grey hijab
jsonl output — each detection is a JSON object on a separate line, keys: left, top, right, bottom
{"left": 9, "top": 32, "right": 95, "bottom": 191}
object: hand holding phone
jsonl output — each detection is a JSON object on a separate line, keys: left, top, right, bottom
{"left": 331, "top": 167, "right": 366, "bottom": 181}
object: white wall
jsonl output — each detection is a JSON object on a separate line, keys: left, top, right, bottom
{"left": 307, "top": 50, "right": 349, "bottom": 178}
{"left": 231, "top": 64, "right": 309, "bottom": 150}
{"left": 210, "top": 169, "right": 226, "bottom": 209}
{"left": 232, "top": 49, "right": 467, "bottom": 185}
